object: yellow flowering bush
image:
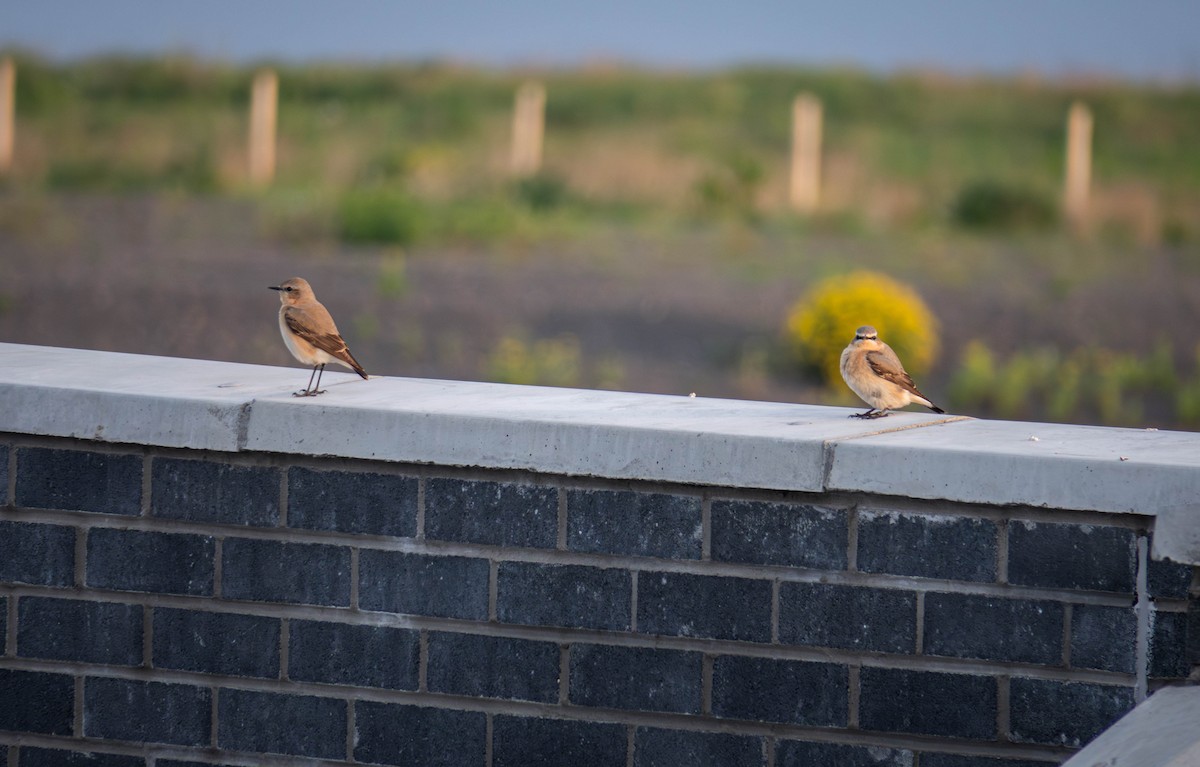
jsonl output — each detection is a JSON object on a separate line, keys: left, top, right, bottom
{"left": 783, "top": 270, "right": 940, "bottom": 385}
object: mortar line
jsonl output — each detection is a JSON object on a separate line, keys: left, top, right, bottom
{"left": 488, "top": 560, "right": 499, "bottom": 622}
{"left": 345, "top": 697, "right": 355, "bottom": 763}
{"left": 278, "top": 465, "right": 288, "bottom": 528}
{"left": 6, "top": 741, "right": 15, "bottom": 767}
{"left": 997, "top": 675, "right": 1011, "bottom": 741}
{"left": 210, "top": 686, "right": 219, "bottom": 749}
{"left": 914, "top": 591, "right": 925, "bottom": 655}
{"left": 4, "top": 596, "right": 15, "bottom": 657}
{"left": 418, "top": 629, "right": 429, "bottom": 693}
{"left": 140, "top": 454, "right": 152, "bottom": 517}
{"left": 846, "top": 506, "right": 859, "bottom": 572}
{"left": 213, "top": 537, "right": 223, "bottom": 600}
{"left": 73, "top": 675, "right": 84, "bottom": 737}
{"left": 629, "top": 570, "right": 639, "bottom": 633}
{"left": 74, "top": 528, "right": 87, "bottom": 589}
{"left": 142, "top": 606, "right": 153, "bottom": 668}
{"left": 349, "top": 549, "right": 360, "bottom": 611}
{"left": 996, "top": 519, "right": 1009, "bottom": 584}
{"left": 6, "top": 445, "right": 17, "bottom": 507}
{"left": 764, "top": 736, "right": 776, "bottom": 767}
{"left": 556, "top": 486, "right": 568, "bottom": 551}
{"left": 415, "top": 476, "right": 426, "bottom": 540}
{"left": 847, "top": 665, "right": 861, "bottom": 729}
{"left": 485, "top": 712, "right": 494, "bottom": 767}
{"left": 701, "top": 654, "right": 714, "bottom": 716}
{"left": 770, "top": 580, "right": 781, "bottom": 645}
{"left": 279, "top": 618, "right": 290, "bottom": 681}
{"left": 1133, "top": 535, "right": 1150, "bottom": 703}
{"left": 625, "top": 724, "right": 635, "bottom": 767}
{"left": 1061, "top": 604, "right": 1072, "bottom": 668}
{"left": 558, "top": 645, "right": 570, "bottom": 704}
{"left": 700, "top": 496, "right": 712, "bottom": 561}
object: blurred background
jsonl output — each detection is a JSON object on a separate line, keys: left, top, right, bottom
{"left": 2, "top": 1, "right": 1200, "bottom": 428}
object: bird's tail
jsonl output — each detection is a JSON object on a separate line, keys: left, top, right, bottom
{"left": 929, "top": 404, "right": 946, "bottom": 414}
{"left": 340, "top": 350, "right": 369, "bottom": 379}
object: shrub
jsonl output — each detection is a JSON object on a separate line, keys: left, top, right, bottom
{"left": 486, "top": 332, "right": 582, "bottom": 388}
{"left": 951, "top": 180, "right": 1057, "bottom": 231}
{"left": 514, "top": 173, "right": 570, "bottom": 211}
{"left": 336, "top": 187, "right": 424, "bottom": 246}
{"left": 783, "top": 270, "right": 939, "bottom": 386}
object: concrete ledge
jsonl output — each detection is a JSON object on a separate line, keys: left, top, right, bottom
{"left": 1061, "top": 686, "right": 1200, "bottom": 766}
{"left": 3, "top": 343, "right": 1199, "bottom": 563}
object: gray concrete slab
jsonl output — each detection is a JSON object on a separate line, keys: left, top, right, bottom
{"left": 1, "top": 343, "right": 1198, "bottom": 564}
{"left": 1061, "top": 685, "right": 1200, "bottom": 767}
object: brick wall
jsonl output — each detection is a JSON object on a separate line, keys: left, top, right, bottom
{"left": 1, "top": 436, "right": 1195, "bottom": 767}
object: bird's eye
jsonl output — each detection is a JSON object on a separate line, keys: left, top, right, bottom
{"left": 285, "top": 287, "right": 294, "bottom": 292}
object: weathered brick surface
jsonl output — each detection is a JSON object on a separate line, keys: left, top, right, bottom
{"left": 1009, "top": 677, "right": 1135, "bottom": 747}
{"left": 493, "top": 715, "right": 626, "bottom": 767}
{"left": 426, "top": 478, "right": 557, "bottom": 548}
{"left": 1149, "top": 610, "right": 1191, "bottom": 678}
{"left": 1008, "top": 522, "right": 1136, "bottom": 593}
{"left": 1147, "top": 556, "right": 1194, "bottom": 599}
{"left": 779, "top": 582, "right": 915, "bottom": 653}
{"left": 711, "top": 655, "right": 847, "bottom": 727}
{"left": 497, "top": 561, "right": 631, "bottom": 631}
{"left": 355, "top": 702, "right": 487, "bottom": 767}
{"left": 1070, "top": 604, "right": 1136, "bottom": 673}
{"left": 923, "top": 592, "right": 1063, "bottom": 665}
{"left": 567, "top": 489, "right": 701, "bottom": 559}
{"left": 776, "top": 741, "right": 913, "bottom": 767}
{"left": 710, "top": 499, "right": 847, "bottom": 570}
{"left": 0, "top": 521, "right": 75, "bottom": 586}
{"left": 635, "top": 727, "right": 765, "bottom": 767}
{"left": 85, "top": 678, "right": 211, "bottom": 746}
{"left": 570, "top": 644, "right": 702, "bottom": 714}
{"left": 218, "top": 688, "right": 346, "bottom": 760}
{"left": 359, "top": 550, "right": 489, "bottom": 619}
{"left": 152, "top": 457, "right": 278, "bottom": 526}
{"left": 857, "top": 510, "right": 997, "bottom": 582}
{"left": 859, "top": 668, "right": 997, "bottom": 739}
{"left": 19, "top": 749, "right": 145, "bottom": 767}
{"left": 153, "top": 608, "right": 280, "bottom": 678}
{"left": 221, "top": 537, "right": 350, "bottom": 606}
{"left": 288, "top": 619, "right": 419, "bottom": 690}
{"left": 87, "top": 528, "right": 214, "bottom": 596}
{"left": 637, "top": 571, "right": 771, "bottom": 642}
{"left": 16, "top": 447, "right": 141, "bottom": 515}
{"left": 288, "top": 466, "right": 416, "bottom": 537}
{"left": 0, "top": 669, "right": 74, "bottom": 735}
{"left": 18, "top": 597, "right": 142, "bottom": 666}
{"left": 0, "top": 443, "right": 7, "bottom": 503}
{"left": 919, "top": 755, "right": 1053, "bottom": 767}
{"left": 427, "top": 632, "right": 559, "bottom": 703}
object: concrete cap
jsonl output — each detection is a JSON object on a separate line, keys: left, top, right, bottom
{"left": 1061, "top": 686, "right": 1200, "bottom": 766}
{"left": 2, "top": 343, "right": 1198, "bottom": 563}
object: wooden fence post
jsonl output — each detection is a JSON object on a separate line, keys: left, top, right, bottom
{"left": 0, "top": 57, "right": 14, "bottom": 175}
{"left": 1064, "top": 101, "right": 1092, "bottom": 228}
{"left": 511, "top": 81, "right": 545, "bottom": 176}
{"left": 789, "top": 93, "right": 822, "bottom": 214}
{"left": 248, "top": 69, "right": 278, "bottom": 185}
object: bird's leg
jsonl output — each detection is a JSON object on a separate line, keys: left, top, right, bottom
{"left": 312, "top": 364, "right": 327, "bottom": 395}
{"left": 295, "top": 365, "right": 321, "bottom": 397}
{"left": 850, "top": 409, "right": 890, "bottom": 419}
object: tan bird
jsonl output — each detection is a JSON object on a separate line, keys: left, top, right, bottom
{"left": 270, "top": 277, "right": 367, "bottom": 397}
{"left": 839, "top": 325, "right": 944, "bottom": 419}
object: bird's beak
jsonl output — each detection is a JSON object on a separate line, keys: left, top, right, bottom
{"left": 269, "top": 286, "right": 283, "bottom": 291}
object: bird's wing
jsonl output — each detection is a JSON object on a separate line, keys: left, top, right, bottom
{"left": 284, "top": 306, "right": 351, "bottom": 359}
{"left": 865, "top": 348, "right": 921, "bottom": 394}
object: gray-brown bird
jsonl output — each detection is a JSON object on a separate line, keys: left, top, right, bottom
{"left": 270, "top": 277, "right": 367, "bottom": 397}
{"left": 839, "top": 325, "right": 944, "bottom": 418}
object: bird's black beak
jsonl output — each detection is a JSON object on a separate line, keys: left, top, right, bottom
{"left": 269, "top": 286, "right": 283, "bottom": 291}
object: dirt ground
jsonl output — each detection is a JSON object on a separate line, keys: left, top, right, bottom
{"left": 3, "top": 195, "right": 1200, "bottom": 423}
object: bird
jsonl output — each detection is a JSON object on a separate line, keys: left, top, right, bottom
{"left": 269, "top": 277, "right": 367, "bottom": 397}
{"left": 839, "top": 325, "right": 944, "bottom": 419}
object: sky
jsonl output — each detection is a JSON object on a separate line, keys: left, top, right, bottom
{"left": 2, "top": 1, "right": 1199, "bottom": 81}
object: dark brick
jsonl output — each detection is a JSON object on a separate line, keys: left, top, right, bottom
{"left": 85, "top": 678, "right": 210, "bottom": 746}
{"left": 711, "top": 499, "right": 848, "bottom": 570}
{"left": 1071, "top": 604, "right": 1136, "bottom": 673}
{"left": 428, "top": 632, "right": 559, "bottom": 702}
{"left": 0, "top": 521, "right": 75, "bottom": 586}
{"left": 712, "top": 655, "right": 847, "bottom": 726}
{"left": 859, "top": 668, "right": 996, "bottom": 739}
{"left": 0, "top": 669, "right": 73, "bottom": 735}
{"left": 152, "top": 458, "right": 278, "bottom": 527}
{"left": 919, "top": 755, "right": 1053, "bottom": 767}
{"left": 0, "top": 597, "right": 5, "bottom": 650}
{"left": 0, "top": 444, "right": 7, "bottom": 503}
{"left": 218, "top": 688, "right": 345, "bottom": 759}
{"left": 18, "top": 749, "right": 145, "bottom": 767}
{"left": 497, "top": 561, "right": 631, "bottom": 631}
{"left": 858, "top": 510, "right": 996, "bottom": 582}
{"left": 494, "top": 715, "right": 626, "bottom": 767}
{"left": 289, "top": 620, "right": 418, "bottom": 690}
{"left": 288, "top": 466, "right": 416, "bottom": 537}
{"left": 635, "top": 727, "right": 765, "bottom": 767}
{"left": 359, "top": 550, "right": 488, "bottom": 620}
{"left": 1008, "top": 521, "right": 1136, "bottom": 593}
{"left": 156, "top": 762, "right": 240, "bottom": 767}
{"left": 638, "top": 571, "right": 771, "bottom": 642}
{"left": 16, "top": 447, "right": 141, "bottom": 515}
{"left": 426, "top": 478, "right": 557, "bottom": 548}
{"left": 777, "top": 741, "right": 913, "bottom": 767}
{"left": 1009, "top": 677, "right": 1134, "bottom": 747}
{"left": 1150, "top": 610, "right": 1190, "bottom": 678}
{"left": 153, "top": 608, "right": 279, "bottom": 678}
{"left": 570, "top": 644, "right": 701, "bottom": 714}
{"left": 924, "top": 592, "right": 1063, "bottom": 665}
{"left": 779, "top": 583, "right": 915, "bottom": 654}
{"left": 1147, "top": 556, "right": 1194, "bottom": 599}
{"left": 86, "top": 528, "right": 214, "bottom": 596}
{"left": 355, "top": 701, "right": 486, "bottom": 767}
{"left": 221, "top": 538, "right": 349, "bottom": 606}
{"left": 18, "top": 597, "right": 142, "bottom": 666}
{"left": 567, "top": 488, "right": 701, "bottom": 559}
